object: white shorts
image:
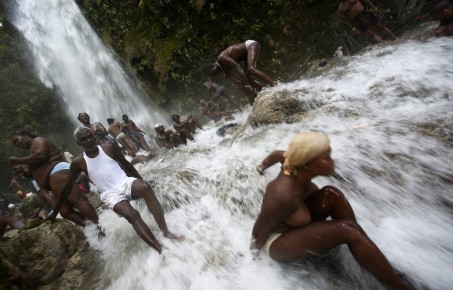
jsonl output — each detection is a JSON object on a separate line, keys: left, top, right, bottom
{"left": 264, "top": 233, "right": 282, "bottom": 255}
{"left": 245, "top": 40, "right": 258, "bottom": 50}
{"left": 99, "top": 177, "right": 136, "bottom": 208}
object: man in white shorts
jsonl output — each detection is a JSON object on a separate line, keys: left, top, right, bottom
{"left": 48, "top": 127, "right": 181, "bottom": 253}
{"left": 206, "top": 40, "right": 275, "bottom": 104}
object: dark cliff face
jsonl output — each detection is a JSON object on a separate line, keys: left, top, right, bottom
{"left": 76, "top": 0, "right": 431, "bottom": 112}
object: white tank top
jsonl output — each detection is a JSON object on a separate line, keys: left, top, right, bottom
{"left": 83, "top": 146, "right": 127, "bottom": 194}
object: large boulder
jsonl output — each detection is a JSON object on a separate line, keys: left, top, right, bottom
{"left": 0, "top": 220, "right": 101, "bottom": 289}
{"left": 247, "top": 89, "right": 325, "bottom": 126}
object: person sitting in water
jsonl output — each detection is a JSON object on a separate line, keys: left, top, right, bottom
{"left": 203, "top": 80, "right": 242, "bottom": 112}
{"left": 206, "top": 40, "right": 275, "bottom": 104}
{"left": 171, "top": 114, "right": 203, "bottom": 143}
{"left": 431, "top": 0, "right": 453, "bottom": 37}
{"left": 48, "top": 127, "right": 181, "bottom": 253}
{"left": 338, "top": 0, "right": 396, "bottom": 43}
{"left": 251, "top": 131, "right": 411, "bottom": 290}
{"left": 154, "top": 123, "right": 184, "bottom": 149}
{"left": 198, "top": 100, "right": 235, "bottom": 125}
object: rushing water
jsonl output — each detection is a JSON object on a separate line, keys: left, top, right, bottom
{"left": 80, "top": 33, "right": 453, "bottom": 290}
{"left": 9, "top": 0, "right": 453, "bottom": 289}
{"left": 9, "top": 0, "right": 166, "bottom": 131}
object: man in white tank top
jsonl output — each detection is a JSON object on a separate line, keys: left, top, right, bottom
{"left": 48, "top": 127, "right": 181, "bottom": 254}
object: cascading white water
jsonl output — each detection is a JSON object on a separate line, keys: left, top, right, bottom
{"left": 80, "top": 30, "right": 453, "bottom": 290}
{"left": 9, "top": 1, "right": 453, "bottom": 288}
{"left": 10, "top": 0, "right": 166, "bottom": 131}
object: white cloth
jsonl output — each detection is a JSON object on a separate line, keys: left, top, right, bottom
{"left": 245, "top": 40, "right": 258, "bottom": 50}
{"left": 99, "top": 176, "right": 135, "bottom": 208}
{"left": 83, "top": 146, "right": 135, "bottom": 207}
{"left": 263, "top": 233, "right": 282, "bottom": 255}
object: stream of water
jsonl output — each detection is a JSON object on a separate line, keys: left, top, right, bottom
{"left": 10, "top": 0, "right": 166, "bottom": 131}
{"left": 9, "top": 0, "right": 453, "bottom": 289}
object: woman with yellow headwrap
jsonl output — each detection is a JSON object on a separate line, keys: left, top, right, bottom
{"left": 251, "top": 132, "right": 411, "bottom": 290}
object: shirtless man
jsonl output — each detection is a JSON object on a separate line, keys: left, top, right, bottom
{"left": 206, "top": 40, "right": 275, "bottom": 104}
{"left": 122, "top": 114, "right": 151, "bottom": 152}
{"left": 203, "top": 80, "right": 242, "bottom": 112}
{"left": 338, "top": 0, "right": 396, "bottom": 43}
{"left": 154, "top": 123, "right": 184, "bottom": 149}
{"left": 172, "top": 114, "right": 203, "bottom": 142}
{"left": 199, "top": 100, "right": 235, "bottom": 125}
{"left": 48, "top": 127, "right": 181, "bottom": 253}
{"left": 107, "top": 118, "right": 138, "bottom": 156}
{"left": 9, "top": 131, "right": 99, "bottom": 226}
{"left": 78, "top": 112, "right": 114, "bottom": 145}
{"left": 431, "top": 0, "right": 453, "bottom": 37}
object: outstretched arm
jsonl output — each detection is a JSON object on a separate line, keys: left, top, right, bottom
{"left": 9, "top": 138, "right": 49, "bottom": 168}
{"left": 256, "top": 150, "right": 285, "bottom": 174}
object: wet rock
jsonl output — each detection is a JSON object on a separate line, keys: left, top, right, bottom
{"left": 18, "top": 194, "right": 46, "bottom": 218}
{"left": 0, "top": 220, "right": 101, "bottom": 289}
{"left": 248, "top": 89, "right": 323, "bottom": 126}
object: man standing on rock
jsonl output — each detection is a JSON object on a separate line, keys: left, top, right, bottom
{"left": 48, "top": 127, "right": 181, "bottom": 253}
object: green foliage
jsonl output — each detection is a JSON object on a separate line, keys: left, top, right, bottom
{"left": 0, "top": 23, "right": 78, "bottom": 191}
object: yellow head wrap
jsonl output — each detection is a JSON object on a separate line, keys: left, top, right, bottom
{"left": 282, "top": 131, "right": 330, "bottom": 175}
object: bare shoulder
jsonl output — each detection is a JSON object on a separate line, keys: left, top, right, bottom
{"left": 264, "top": 175, "right": 298, "bottom": 206}
{"left": 102, "top": 142, "right": 126, "bottom": 162}
{"left": 71, "top": 155, "right": 86, "bottom": 170}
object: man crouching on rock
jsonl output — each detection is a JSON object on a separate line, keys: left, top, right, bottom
{"left": 48, "top": 127, "right": 182, "bottom": 253}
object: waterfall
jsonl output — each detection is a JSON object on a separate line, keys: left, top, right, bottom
{"left": 9, "top": 1, "right": 453, "bottom": 289}
{"left": 9, "top": 0, "right": 166, "bottom": 131}
{"left": 78, "top": 31, "right": 452, "bottom": 290}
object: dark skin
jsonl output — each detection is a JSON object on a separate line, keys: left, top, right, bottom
{"left": 252, "top": 149, "right": 411, "bottom": 290}
{"left": 154, "top": 125, "right": 182, "bottom": 149}
{"left": 172, "top": 114, "right": 203, "bottom": 142}
{"left": 432, "top": 1, "right": 453, "bottom": 37}
{"left": 0, "top": 215, "right": 23, "bottom": 239}
{"left": 122, "top": 115, "right": 151, "bottom": 151}
{"left": 208, "top": 41, "right": 275, "bottom": 103}
{"left": 9, "top": 133, "right": 99, "bottom": 226}
{"left": 203, "top": 81, "right": 242, "bottom": 112}
{"left": 107, "top": 119, "right": 138, "bottom": 156}
{"left": 9, "top": 176, "right": 27, "bottom": 197}
{"left": 338, "top": 0, "right": 396, "bottom": 43}
{"left": 198, "top": 101, "right": 235, "bottom": 124}
{"left": 78, "top": 112, "right": 111, "bottom": 144}
{"left": 48, "top": 128, "right": 181, "bottom": 253}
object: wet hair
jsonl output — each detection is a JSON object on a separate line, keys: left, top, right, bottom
{"left": 107, "top": 118, "right": 114, "bottom": 124}
{"left": 172, "top": 114, "right": 180, "bottom": 121}
{"left": 77, "top": 112, "right": 88, "bottom": 121}
{"left": 283, "top": 131, "right": 330, "bottom": 175}
{"left": 10, "top": 130, "right": 36, "bottom": 139}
